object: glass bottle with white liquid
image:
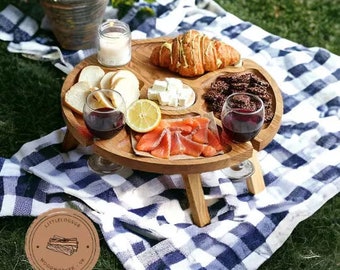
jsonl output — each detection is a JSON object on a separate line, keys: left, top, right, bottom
{"left": 97, "top": 19, "right": 131, "bottom": 67}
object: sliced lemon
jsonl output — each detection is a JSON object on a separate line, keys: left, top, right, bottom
{"left": 126, "top": 99, "right": 162, "bottom": 133}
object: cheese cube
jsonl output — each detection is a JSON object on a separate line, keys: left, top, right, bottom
{"left": 152, "top": 80, "right": 168, "bottom": 91}
{"left": 158, "top": 91, "right": 170, "bottom": 105}
{"left": 178, "top": 87, "right": 192, "bottom": 107}
{"left": 166, "top": 77, "right": 182, "bottom": 89}
{"left": 167, "top": 84, "right": 177, "bottom": 95}
{"left": 147, "top": 88, "right": 159, "bottom": 100}
{"left": 168, "top": 94, "right": 178, "bottom": 107}
{"left": 148, "top": 78, "right": 190, "bottom": 108}
{"left": 167, "top": 78, "right": 182, "bottom": 93}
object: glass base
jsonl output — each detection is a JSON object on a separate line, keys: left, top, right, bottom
{"left": 87, "top": 154, "right": 123, "bottom": 174}
{"left": 221, "top": 160, "right": 255, "bottom": 181}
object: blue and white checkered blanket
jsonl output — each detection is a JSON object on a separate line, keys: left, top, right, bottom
{"left": 1, "top": 1, "right": 339, "bottom": 269}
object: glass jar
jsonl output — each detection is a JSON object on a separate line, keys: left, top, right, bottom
{"left": 97, "top": 19, "right": 131, "bottom": 67}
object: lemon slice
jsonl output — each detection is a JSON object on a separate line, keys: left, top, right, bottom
{"left": 126, "top": 99, "right": 161, "bottom": 133}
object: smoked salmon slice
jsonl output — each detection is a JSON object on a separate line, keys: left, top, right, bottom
{"left": 170, "top": 131, "right": 185, "bottom": 155}
{"left": 202, "top": 145, "right": 217, "bottom": 157}
{"left": 135, "top": 120, "right": 168, "bottom": 151}
{"left": 178, "top": 133, "right": 204, "bottom": 157}
{"left": 183, "top": 116, "right": 210, "bottom": 129}
{"left": 151, "top": 128, "right": 171, "bottom": 159}
{"left": 168, "top": 120, "right": 193, "bottom": 135}
{"left": 133, "top": 116, "right": 224, "bottom": 159}
{"left": 192, "top": 127, "right": 208, "bottom": 144}
{"left": 207, "top": 129, "right": 224, "bottom": 151}
{"left": 135, "top": 128, "right": 164, "bottom": 151}
{"left": 186, "top": 116, "right": 210, "bottom": 143}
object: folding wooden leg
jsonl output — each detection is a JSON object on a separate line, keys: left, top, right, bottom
{"left": 246, "top": 150, "right": 266, "bottom": 194}
{"left": 182, "top": 173, "right": 211, "bottom": 227}
{"left": 62, "top": 128, "right": 79, "bottom": 152}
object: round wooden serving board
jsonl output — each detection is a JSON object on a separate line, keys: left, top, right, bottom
{"left": 61, "top": 38, "right": 283, "bottom": 175}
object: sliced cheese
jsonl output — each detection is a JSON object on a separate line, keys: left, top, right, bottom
{"left": 78, "top": 65, "right": 105, "bottom": 88}
{"left": 110, "top": 70, "right": 140, "bottom": 108}
{"left": 91, "top": 90, "right": 114, "bottom": 109}
{"left": 100, "top": 71, "right": 116, "bottom": 89}
{"left": 66, "top": 67, "right": 140, "bottom": 114}
{"left": 111, "top": 70, "right": 139, "bottom": 90}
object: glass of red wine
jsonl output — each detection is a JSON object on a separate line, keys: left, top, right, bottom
{"left": 220, "top": 92, "right": 264, "bottom": 180}
{"left": 83, "top": 89, "right": 126, "bottom": 174}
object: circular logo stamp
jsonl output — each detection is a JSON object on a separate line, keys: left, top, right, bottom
{"left": 25, "top": 208, "right": 100, "bottom": 270}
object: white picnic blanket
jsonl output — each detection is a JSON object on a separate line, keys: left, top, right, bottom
{"left": 0, "top": 1, "right": 339, "bottom": 269}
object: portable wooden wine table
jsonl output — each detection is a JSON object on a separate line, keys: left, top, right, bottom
{"left": 61, "top": 38, "right": 283, "bottom": 227}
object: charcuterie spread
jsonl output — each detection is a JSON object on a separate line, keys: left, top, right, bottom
{"left": 61, "top": 31, "right": 282, "bottom": 167}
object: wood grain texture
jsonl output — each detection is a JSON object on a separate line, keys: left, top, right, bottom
{"left": 182, "top": 174, "right": 210, "bottom": 227}
{"left": 61, "top": 38, "right": 283, "bottom": 175}
{"left": 246, "top": 150, "right": 266, "bottom": 194}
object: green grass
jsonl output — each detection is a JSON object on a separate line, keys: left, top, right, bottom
{"left": 0, "top": 0, "right": 339, "bottom": 269}
{"left": 217, "top": 0, "right": 340, "bottom": 56}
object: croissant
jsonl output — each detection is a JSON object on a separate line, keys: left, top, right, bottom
{"left": 150, "top": 30, "right": 241, "bottom": 77}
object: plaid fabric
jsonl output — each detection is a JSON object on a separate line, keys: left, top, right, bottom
{"left": 1, "top": 1, "right": 340, "bottom": 269}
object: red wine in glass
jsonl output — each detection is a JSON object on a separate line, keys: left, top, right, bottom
{"left": 85, "top": 107, "right": 124, "bottom": 139}
{"left": 222, "top": 109, "right": 263, "bottom": 143}
{"left": 221, "top": 92, "right": 264, "bottom": 143}
{"left": 220, "top": 92, "right": 264, "bottom": 180}
{"left": 83, "top": 89, "right": 126, "bottom": 140}
{"left": 83, "top": 89, "right": 126, "bottom": 174}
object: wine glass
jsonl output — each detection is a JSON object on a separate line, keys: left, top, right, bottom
{"left": 83, "top": 89, "right": 126, "bottom": 174}
{"left": 220, "top": 92, "right": 264, "bottom": 180}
